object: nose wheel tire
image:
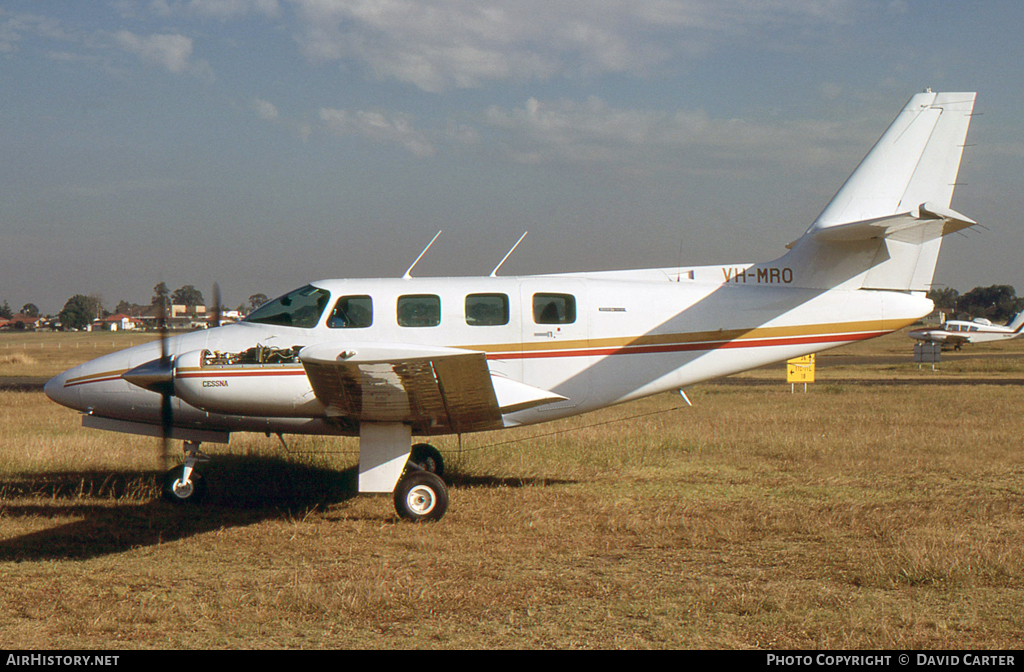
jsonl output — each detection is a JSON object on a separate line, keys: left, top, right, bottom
{"left": 162, "top": 466, "right": 208, "bottom": 505}
{"left": 394, "top": 471, "right": 448, "bottom": 522}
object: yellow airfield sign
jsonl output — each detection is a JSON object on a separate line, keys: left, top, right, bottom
{"left": 787, "top": 354, "right": 815, "bottom": 383}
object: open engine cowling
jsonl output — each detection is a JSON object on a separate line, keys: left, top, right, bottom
{"left": 172, "top": 349, "right": 325, "bottom": 417}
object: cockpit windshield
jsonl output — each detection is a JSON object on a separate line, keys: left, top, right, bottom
{"left": 244, "top": 285, "right": 331, "bottom": 328}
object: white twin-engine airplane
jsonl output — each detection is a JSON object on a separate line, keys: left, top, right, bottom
{"left": 46, "top": 91, "right": 977, "bottom": 521}
{"left": 909, "top": 312, "right": 1024, "bottom": 349}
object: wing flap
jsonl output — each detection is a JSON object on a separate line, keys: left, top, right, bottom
{"left": 299, "top": 343, "right": 505, "bottom": 433}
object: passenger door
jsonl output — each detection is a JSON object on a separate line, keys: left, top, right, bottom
{"left": 519, "top": 280, "right": 590, "bottom": 408}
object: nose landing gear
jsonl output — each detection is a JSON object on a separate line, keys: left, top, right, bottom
{"left": 161, "top": 441, "right": 210, "bottom": 504}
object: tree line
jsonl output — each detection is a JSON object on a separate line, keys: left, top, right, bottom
{"left": 8, "top": 283, "right": 1021, "bottom": 331}
{"left": 926, "top": 285, "right": 1024, "bottom": 324}
{"left": 1, "top": 285, "right": 273, "bottom": 331}
{"left": 0, "top": 302, "right": 40, "bottom": 320}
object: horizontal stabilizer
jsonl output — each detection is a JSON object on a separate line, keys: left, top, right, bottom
{"left": 813, "top": 202, "right": 976, "bottom": 244}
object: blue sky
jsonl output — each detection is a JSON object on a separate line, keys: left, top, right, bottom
{"left": 2, "top": 0, "right": 1023, "bottom": 314}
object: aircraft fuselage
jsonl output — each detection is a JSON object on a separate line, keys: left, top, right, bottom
{"left": 46, "top": 271, "right": 931, "bottom": 438}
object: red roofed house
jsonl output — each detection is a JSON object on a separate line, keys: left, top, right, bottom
{"left": 5, "top": 313, "right": 43, "bottom": 331}
{"left": 100, "top": 314, "right": 141, "bottom": 331}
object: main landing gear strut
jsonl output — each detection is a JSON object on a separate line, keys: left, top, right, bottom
{"left": 159, "top": 435, "right": 449, "bottom": 522}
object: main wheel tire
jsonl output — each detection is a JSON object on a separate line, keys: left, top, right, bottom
{"left": 394, "top": 470, "right": 448, "bottom": 522}
{"left": 409, "top": 443, "right": 445, "bottom": 478}
{"left": 161, "top": 466, "right": 208, "bottom": 505}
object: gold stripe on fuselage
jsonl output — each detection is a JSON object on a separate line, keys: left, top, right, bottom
{"left": 463, "top": 318, "right": 908, "bottom": 355}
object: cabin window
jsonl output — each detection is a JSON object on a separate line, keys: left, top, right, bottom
{"left": 397, "top": 295, "right": 441, "bottom": 327}
{"left": 533, "top": 293, "right": 576, "bottom": 325}
{"left": 244, "top": 285, "right": 330, "bottom": 329}
{"left": 466, "top": 293, "right": 509, "bottom": 326}
{"left": 328, "top": 295, "right": 372, "bottom": 329}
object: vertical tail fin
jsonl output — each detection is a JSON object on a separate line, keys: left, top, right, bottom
{"left": 775, "top": 91, "right": 976, "bottom": 291}
{"left": 1008, "top": 310, "right": 1024, "bottom": 334}
{"left": 811, "top": 91, "right": 975, "bottom": 231}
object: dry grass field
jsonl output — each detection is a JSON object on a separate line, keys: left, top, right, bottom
{"left": 2, "top": 329, "right": 1024, "bottom": 648}
{"left": 0, "top": 331, "right": 160, "bottom": 379}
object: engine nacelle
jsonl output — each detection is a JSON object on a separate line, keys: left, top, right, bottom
{"left": 172, "top": 349, "right": 325, "bottom": 417}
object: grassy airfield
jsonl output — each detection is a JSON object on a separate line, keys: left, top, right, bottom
{"left": 1, "top": 329, "right": 1023, "bottom": 648}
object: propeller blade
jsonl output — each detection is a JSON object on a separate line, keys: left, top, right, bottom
{"left": 211, "top": 282, "right": 222, "bottom": 328}
{"left": 158, "top": 295, "right": 172, "bottom": 469}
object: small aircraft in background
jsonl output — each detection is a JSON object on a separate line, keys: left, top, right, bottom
{"left": 46, "top": 90, "right": 978, "bottom": 522}
{"left": 909, "top": 312, "right": 1024, "bottom": 350}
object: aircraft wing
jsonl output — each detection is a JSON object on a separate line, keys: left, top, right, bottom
{"left": 299, "top": 342, "right": 566, "bottom": 433}
{"left": 910, "top": 329, "right": 968, "bottom": 345}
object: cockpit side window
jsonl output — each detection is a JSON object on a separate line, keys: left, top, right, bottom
{"left": 244, "top": 285, "right": 331, "bottom": 328}
{"left": 327, "top": 295, "right": 373, "bottom": 329}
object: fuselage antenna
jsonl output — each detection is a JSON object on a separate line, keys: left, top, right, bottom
{"left": 403, "top": 230, "right": 442, "bottom": 279}
{"left": 489, "top": 231, "right": 528, "bottom": 277}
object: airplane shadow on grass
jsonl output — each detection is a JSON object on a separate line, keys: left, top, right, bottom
{"left": 0, "top": 455, "right": 573, "bottom": 562}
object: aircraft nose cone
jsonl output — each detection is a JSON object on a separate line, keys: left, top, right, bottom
{"left": 44, "top": 369, "right": 82, "bottom": 411}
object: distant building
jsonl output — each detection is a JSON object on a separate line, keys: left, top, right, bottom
{"left": 98, "top": 313, "right": 141, "bottom": 332}
{"left": 204, "top": 309, "right": 241, "bottom": 328}
{"left": 922, "top": 307, "right": 953, "bottom": 325}
{"left": 2, "top": 313, "right": 44, "bottom": 331}
{"left": 171, "top": 304, "right": 206, "bottom": 318}
{"left": 134, "top": 304, "right": 208, "bottom": 330}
